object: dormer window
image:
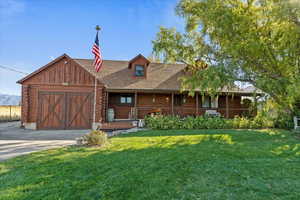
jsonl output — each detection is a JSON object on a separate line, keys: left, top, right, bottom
{"left": 128, "top": 54, "right": 150, "bottom": 78}
{"left": 135, "top": 65, "right": 145, "bottom": 77}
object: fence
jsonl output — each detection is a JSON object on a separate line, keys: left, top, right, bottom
{"left": 0, "top": 106, "right": 21, "bottom": 122}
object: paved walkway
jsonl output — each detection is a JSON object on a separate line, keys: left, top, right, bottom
{"left": 0, "top": 122, "right": 88, "bottom": 161}
{"left": 0, "top": 140, "right": 74, "bottom": 161}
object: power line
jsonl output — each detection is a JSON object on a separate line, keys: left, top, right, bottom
{"left": 0, "top": 65, "right": 29, "bottom": 75}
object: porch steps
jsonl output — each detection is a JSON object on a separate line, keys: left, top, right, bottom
{"left": 99, "top": 121, "right": 135, "bottom": 131}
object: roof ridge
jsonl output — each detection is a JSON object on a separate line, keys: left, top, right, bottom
{"left": 73, "top": 58, "right": 186, "bottom": 66}
{"left": 73, "top": 58, "right": 129, "bottom": 62}
{"left": 150, "top": 62, "right": 186, "bottom": 65}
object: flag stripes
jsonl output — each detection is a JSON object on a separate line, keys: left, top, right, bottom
{"left": 92, "top": 32, "right": 103, "bottom": 72}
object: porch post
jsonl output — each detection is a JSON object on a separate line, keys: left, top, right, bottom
{"left": 254, "top": 94, "right": 258, "bottom": 116}
{"left": 105, "top": 91, "right": 109, "bottom": 122}
{"left": 226, "top": 94, "right": 229, "bottom": 118}
{"left": 196, "top": 92, "right": 199, "bottom": 116}
{"left": 171, "top": 92, "right": 174, "bottom": 116}
{"left": 134, "top": 91, "right": 138, "bottom": 119}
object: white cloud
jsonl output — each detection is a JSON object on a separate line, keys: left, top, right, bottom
{"left": 0, "top": 0, "right": 25, "bottom": 20}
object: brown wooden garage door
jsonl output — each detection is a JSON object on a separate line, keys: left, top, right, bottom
{"left": 37, "top": 92, "right": 93, "bottom": 130}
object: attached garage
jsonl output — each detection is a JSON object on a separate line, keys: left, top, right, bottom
{"left": 38, "top": 92, "right": 93, "bottom": 129}
{"left": 17, "top": 54, "right": 106, "bottom": 130}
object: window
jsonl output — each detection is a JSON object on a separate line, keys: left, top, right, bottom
{"left": 120, "top": 95, "right": 133, "bottom": 104}
{"left": 174, "top": 94, "right": 183, "bottom": 106}
{"left": 135, "top": 65, "right": 145, "bottom": 77}
{"left": 211, "top": 97, "right": 218, "bottom": 108}
{"left": 202, "top": 96, "right": 218, "bottom": 108}
{"left": 202, "top": 96, "right": 210, "bottom": 108}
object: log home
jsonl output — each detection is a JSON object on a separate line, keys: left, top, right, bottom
{"left": 17, "top": 54, "right": 258, "bottom": 130}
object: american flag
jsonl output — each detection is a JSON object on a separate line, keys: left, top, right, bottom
{"left": 92, "top": 31, "right": 103, "bottom": 72}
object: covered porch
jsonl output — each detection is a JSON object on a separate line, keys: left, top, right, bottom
{"left": 104, "top": 89, "right": 256, "bottom": 122}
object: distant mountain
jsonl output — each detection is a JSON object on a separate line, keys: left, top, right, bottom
{"left": 0, "top": 93, "right": 21, "bottom": 105}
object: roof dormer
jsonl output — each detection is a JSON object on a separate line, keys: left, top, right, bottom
{"left": 128, "top": 54, "right": 150, "bottom": 78}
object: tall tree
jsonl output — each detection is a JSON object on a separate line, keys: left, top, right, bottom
{"left": 153, "top": 0, "right": 300, "bottom": 111}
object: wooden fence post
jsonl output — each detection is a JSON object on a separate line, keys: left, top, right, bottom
{"left": 9, "top": 105, "right": 12, "bottom": 121}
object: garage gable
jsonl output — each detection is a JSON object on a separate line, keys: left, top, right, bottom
{"left": 17, "top": 54, "right": 98, "bottom": 86}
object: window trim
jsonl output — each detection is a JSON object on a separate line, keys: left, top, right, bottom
{"left": 134, "top": 64, "right": 145, "bottom": 77}
{"left": 119, "top": 95, "right": 133, "bottom": 105}
{"left": 201, "top": 96, "right": 218, "bottom": 109}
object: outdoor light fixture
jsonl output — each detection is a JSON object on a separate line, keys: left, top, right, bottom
{"left": 152, "top": 95, "right": 156, "bottom": 103}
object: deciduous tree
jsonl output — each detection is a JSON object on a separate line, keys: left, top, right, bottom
{"left": 153, "top": 0, "right": 300, "bottom": 111}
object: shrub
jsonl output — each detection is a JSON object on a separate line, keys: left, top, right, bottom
{"left": 144, "top": 113, "right": 292, "bottom": 130}
{"left": 83, "top": 130, "right": 108, "bottom": 146}
{"left": 145, "top": 115, "right": 241, "bottom": 130}
{"left": 273, "top": 111, "right": 294, "bottom": 129}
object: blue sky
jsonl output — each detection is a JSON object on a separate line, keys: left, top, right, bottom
{"left": 0, "top": 0, "right": 183, "bottom": 95}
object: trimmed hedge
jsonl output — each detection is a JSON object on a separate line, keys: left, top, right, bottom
{"left": 144, "top": 114, "right": 293, "bottom": 130}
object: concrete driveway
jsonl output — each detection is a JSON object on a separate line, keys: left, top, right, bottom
{"left": 0, "top": 122, "right": 89, "bottom": 161}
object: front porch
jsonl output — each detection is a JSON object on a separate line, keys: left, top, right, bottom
{"left": 104, "top": 90, "right": 256, "bottom": 122}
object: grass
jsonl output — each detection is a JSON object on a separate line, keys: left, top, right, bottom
{"left": 0, "top": 106, "right": 21, "bottom": 122}
{"left": 0, "top": 129, "right": 299, "bottom": 200}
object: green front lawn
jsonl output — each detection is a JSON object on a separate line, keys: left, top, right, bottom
{"left": 0, "top": 129, "right": 299, "bottom": 200}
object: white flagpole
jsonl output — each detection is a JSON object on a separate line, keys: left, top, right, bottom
{"left": 93, "top": 76, "right": 97, "bottom": 129}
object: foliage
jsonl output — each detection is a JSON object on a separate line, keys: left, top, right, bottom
{"left": 146, "top": 115, "right": 255, "bottom": 130}
{"left": 152, "top": 0, "right": 300, "bottom": 111}
{"left": 255, "top": 99, "right": 294, "bottom": 129}
{"left": 1, "top": 129, "right": 299, "bottom": 199}
{"left": 145, "top": 112, "right": 293, "bottom": 130}
{"left": 83, "top": 130, "right": 108, "bottom": 146}
{"left": 240, "top": 98, "right": 256, "bottom": 118}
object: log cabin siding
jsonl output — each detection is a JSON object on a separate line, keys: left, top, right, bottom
{"left": 137, "top": 93, "right": 172, "bottom": 118}
{"left": 107, "top": 93, "right": 246, "bottom": 119}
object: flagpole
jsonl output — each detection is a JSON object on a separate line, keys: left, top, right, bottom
{"left": 93, "top": 25, "right": 101, "bottom": 129}
{"left": 93, "top": 73, "right": 97, "bottom": 129}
